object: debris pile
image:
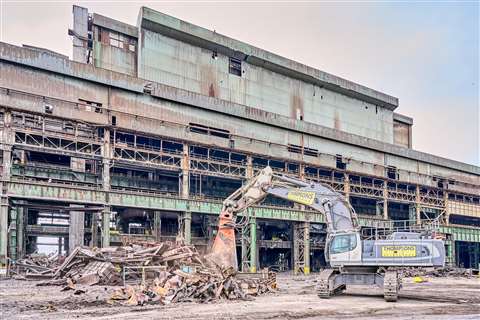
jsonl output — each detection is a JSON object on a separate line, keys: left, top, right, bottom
{"left": 402, "top": 266, "right": 475, "bottom": 278}
{"left": 12, "top": 252, "right": 61, "bottom": 279}
{"left": 110, "top": 266, "right": 275, "bottom": 305}
{"left": 12, "top": 241, "right": 276, "bottom": 305}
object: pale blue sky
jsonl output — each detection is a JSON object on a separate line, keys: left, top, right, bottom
{"left": 1, "top": 1, "right": 479, "bottom": 165}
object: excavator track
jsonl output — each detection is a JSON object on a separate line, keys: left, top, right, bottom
{"left": 384, "top": 270, "right": 400, "bottom": 302}
{"left": 316, "top": 269, "right": 345, "bottom": 299}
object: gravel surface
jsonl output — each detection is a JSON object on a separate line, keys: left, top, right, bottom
{"left": 1, "top": 274, "right": 479, "bottom": 319}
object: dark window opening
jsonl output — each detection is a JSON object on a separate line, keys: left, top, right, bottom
{"left": 229, "top": 57, "right": 242, "bottom": 76}
{"left": 287, "top": 144, "right": 318, "bottom": 157}
{"left": 189, "top": 123, "right": 230, "bottom": 139}
{"left": 111, "top": 116, "right": 117, "bottom": 126}
{"left": 304, "top": 146, "right": 318, "bottom": 157}
{"left": 288, "top": 144, "right": 302, "bottom": 154}
{"left": 386, "top": 166, "right": 398, "bottom": 180}
{"left": 433, "top": 176, "right": 445, "bottom": 188}
{"left": 336, "top": 155, "right": 346, "bottom": 170}
{"left": 27, "top": 151, "right": 70, "bottom": 167}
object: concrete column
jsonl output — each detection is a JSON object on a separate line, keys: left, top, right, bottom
{"left": 249, "top": 217, "right": 257, "bottom": 273}
{"left": 183, "top": 211, "right": 192, "bottom": 245}
{"left": 178, "top": 144, "right": 191, "bottom": 244}
{"left": 90, "top": 212, "right": 98, "bottom": 248}
{"left": 343, "top": 173, "right": 350, "bottom": 203}
{"left": 102, "top": 129, "right": 111, "bottom": 191}
{"left": 181, "top": 143, "right": 190, "bottom": 198}
{"left": 246, "top": 155, "right": 253, "bottom": 179}
{"left": 444, "top": 191, "right": 450, "bottom": 225}
{"left": 72, "top": 6, "right": 89, "bottom": 63}
{"left": 1, "top": 110, "right": 13, "bottom": 180}
{"left": 154, "top": 211, "right": 162, "bottom": 241}
{"left": 69, "top": 206, "right": 85, "bottom": 253}
{"left": 303, "top": 222, "right": 310, "bottom": 275}
{"left": 383, "top": 181, "right": 389, "bottom": 219}
{"left": 101, "top": 128, "right": 111, "bottom": 248}
{"left": 102, "top": 207, "right": 111, "bottom": 248}
{"left": 8, "top": 206, "right": 17, "bottom": 261}
{"left": 415, "top": 185, "right": 421, "bottom": 225}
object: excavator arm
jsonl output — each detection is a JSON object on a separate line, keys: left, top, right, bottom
{"left": 206, "top": 166, "right": 359, "bottom": 269}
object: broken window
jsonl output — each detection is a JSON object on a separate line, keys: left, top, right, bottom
{"left": 336, "top": 155, "right": 347, "bottom": 170}
{"left": 287, "top": 144, "right": 302, "bottom": 154}
{"left": 229, "top": 57, "right": 242, "bottom": 76}
{"left": 189, "top": 123, "right": 230, "bottom": 139}
{"left": 79, "top": 99, "right": 102, "bottom": 113}
{"left": 109, "top": 31, "right": 136, "bottom": 52}
{"left": 288, "top": 144, "right": 318, "bottom": 157}
{"left": 304, "top": 146, "right": 318, "bottom": 157}
{"left": 386, "top": 166, "right": 398, "bottom": 180}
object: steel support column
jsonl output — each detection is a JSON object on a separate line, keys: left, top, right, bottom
{"left": 249, "top": 217, "right": 257, "bottom": 273}
{"left": 293, "top": 221, "right": 310, "bottom": 275}
{"left": 444, "top": 191, "right": 450, "bottom": 225}
{"left": 383, "top": 181, "right": 389, "bottom": 219}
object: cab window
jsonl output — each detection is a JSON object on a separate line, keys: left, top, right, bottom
{"left": 330, "top": 234, "right": 357, "bottom": 254}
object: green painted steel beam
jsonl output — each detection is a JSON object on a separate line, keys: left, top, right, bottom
{"left": 250, "top": 217, "right": 257, "bottom": 273}
{"left": 7, "top": 182, "right": 479, "bottom": 242}
{"left": 439, "top": 226, "right": 480, "bottom": 242}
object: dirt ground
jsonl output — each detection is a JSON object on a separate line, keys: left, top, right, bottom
{"left": 1, "top": 273, "right": 479, "bottom": 320}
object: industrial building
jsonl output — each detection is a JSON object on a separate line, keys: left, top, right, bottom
{"left": 0, "top": 5, "right": 479, "bottom": 274}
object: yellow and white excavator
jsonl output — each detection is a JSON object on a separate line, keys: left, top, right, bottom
{"left": 207, "top": 166, "right": 445, "bottom": 301}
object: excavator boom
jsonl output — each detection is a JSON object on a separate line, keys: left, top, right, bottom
{"left": 206, "top": 166, "right": 359, "bottom": 269}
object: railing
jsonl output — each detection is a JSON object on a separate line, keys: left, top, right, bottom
{"left": 361, "top": 218, "right": 441, "bottom": 240}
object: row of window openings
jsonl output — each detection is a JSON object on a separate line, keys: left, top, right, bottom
{"left": 67, "top": 110, "right": 451, "bottom": 187}
{"left": 99, "top": 30, "right": 136, "bottom": 52}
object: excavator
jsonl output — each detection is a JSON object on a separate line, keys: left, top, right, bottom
{"left": 207, "top": 166, "right": 445, "bottom": 301}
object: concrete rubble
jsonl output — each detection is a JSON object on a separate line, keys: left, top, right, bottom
{"left": 10, "top": 240, "right": 276, "bottom": 306}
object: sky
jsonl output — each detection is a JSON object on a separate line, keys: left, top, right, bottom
{"left": 0, "top": 0, "right": 479, "bottom": 166}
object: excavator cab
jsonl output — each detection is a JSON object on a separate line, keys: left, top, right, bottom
{"left": 327, "top": 232, "right": 362, "bottom": 266}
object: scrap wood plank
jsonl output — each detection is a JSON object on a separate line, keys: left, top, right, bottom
{"left": 54, "top": 247, "right": 80, "bottom": 277}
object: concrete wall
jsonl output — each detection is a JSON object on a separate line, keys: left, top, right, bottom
{"left": 138, "top": 29, "right": 395, "bottom": 144}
